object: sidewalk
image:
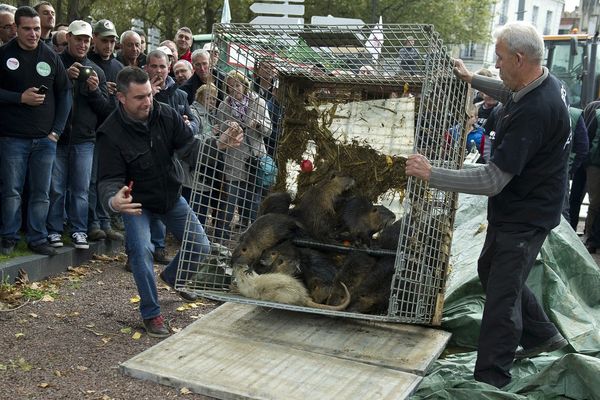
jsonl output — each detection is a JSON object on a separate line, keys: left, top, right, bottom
{"left": 0, "top": 239, "right": 123, "bottom": 284}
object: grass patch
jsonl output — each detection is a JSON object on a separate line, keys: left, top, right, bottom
{"left": 0, "top": 240, "right": 32, "bottom": 262}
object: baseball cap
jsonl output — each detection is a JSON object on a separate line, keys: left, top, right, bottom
{"left": 93, "top": 19, "right": 118, "bottom": 38}
{"left": 67, "top": 20, "right": 92, "bottom": 37}
{"left": 156, "top": 46, "right": 174, "bottom": 58}
{"left": 202, "top": 42, "right": 219, "bottom": 52}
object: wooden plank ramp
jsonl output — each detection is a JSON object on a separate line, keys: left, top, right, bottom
{"left": 120, "top": 303, "right": 451, "bottom": 400}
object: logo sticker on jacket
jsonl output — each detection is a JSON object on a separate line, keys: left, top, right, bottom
{"left": 36, "top": 61, "right": 51, "bottom": 77}
{"left": 6, "top": 57, "right": 19, "bottom": 70}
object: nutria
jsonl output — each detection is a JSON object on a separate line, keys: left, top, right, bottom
{"left": 256, "top": 240, "right": 301, "bottom": 276}
{"left": 336, "top": 196, "right": 396, "bottom": 245}
{"left": 298, "top": 248, "right": 339, "bottom": 304}
{"left": 233, "top": 265, "right": 351, "bottom": 311}
{"left": 258, "top": 191, "right": 293, "bottom": 217}
{"left": 231, "top": 213, "right": 301, "bottom": 266}
{"left": 291, "top": 173, "right": 355, "bottom": 238}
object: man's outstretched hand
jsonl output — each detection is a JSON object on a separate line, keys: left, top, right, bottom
{"left": 110, "top": 184, "right": 142, "bottom": 215}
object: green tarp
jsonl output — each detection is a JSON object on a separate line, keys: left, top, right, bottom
{"left": 413, "top": 194, "right": 600, "bottom": 399}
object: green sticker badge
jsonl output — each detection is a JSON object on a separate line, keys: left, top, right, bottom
{"left": 36, "top": 61, "right": 51, "bottom": 77}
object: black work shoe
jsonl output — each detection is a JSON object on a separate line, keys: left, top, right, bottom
{"left": 28, "top": 241, "right": 58, "bottom": 256}
{"left": 0, "top": 239, "right": 17, "bottom": 255}
{"left": 158, "top": 272, "right": 198, "bottom": 303}
{"left": 515, "top": 333, "right": 568, "bottom": 360}
{"left": 87, "top": 229, "right": 107, "bottom": 241}
{"left": 153, "top": 248, "right": 172, "bottom": 265}
{"left": 104, "top": 229, "right": 124, "bottom": 241}
{"left": 143, "top": 315, "right": 170, "bottom": 338}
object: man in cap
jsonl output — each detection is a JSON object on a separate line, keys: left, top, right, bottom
{"left": 0, "top": 6, "right": 70, "bottom": 256}
{"left": 46, "top": 20, "right": 112, "bottom": 250}
{"left": 86, "top": 18, "right": 125, "bottom": 243}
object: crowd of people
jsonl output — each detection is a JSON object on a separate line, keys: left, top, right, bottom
{"left": 0, "top": 3, "right": 282, "bottom": 336}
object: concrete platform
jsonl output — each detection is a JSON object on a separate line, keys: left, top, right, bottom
{"left": 0, "top": 239, "right": 123, "bottom": 284}
{"left": 121, "top": 302, "right": 451, "bottom": 399}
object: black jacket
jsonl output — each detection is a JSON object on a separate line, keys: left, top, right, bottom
{"left": 154, "top": 76, "right": 199, "bottom": 134}
{"left": 59, "top": 52, "right": 112, "bottom": 144}
{"left": 97, "top": 100, "right": 220, "bottom": 214}
{"left": 88, "top": 52, "right": 124, "bottom": 109}
{"left": 180, "top": 69, "right": 225, "bottom": 105}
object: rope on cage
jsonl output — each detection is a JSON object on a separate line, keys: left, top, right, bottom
{"left": 292, "top": 238, "right": 399, "bottom": 257}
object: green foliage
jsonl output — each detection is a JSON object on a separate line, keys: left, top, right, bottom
{"left": 66, "top": 0, "right": 491, "bottom": 45}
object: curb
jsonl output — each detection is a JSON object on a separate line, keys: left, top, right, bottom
{"left": 0, "top": 239, "right": 124, "bottom": 284}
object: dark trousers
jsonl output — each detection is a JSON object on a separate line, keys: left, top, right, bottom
{"left": 568, "top": 165, "right": 587, "bottom": 230}
{"left": 474, "top": 224, "right": 559, "bottom": 388}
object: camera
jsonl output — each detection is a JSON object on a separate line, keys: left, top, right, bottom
{"left": 77, "top": 65, "right": 93, "bottom": 82}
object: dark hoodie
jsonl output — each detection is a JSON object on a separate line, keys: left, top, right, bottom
{"left": 154, "top": 75, "right": 199, "bottom": 134}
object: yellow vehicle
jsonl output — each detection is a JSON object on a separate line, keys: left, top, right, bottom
{"left": 543, "top": 33, "right": 600, "bottom": 108}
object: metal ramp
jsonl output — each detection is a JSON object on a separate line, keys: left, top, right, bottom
{"left": 120, "top": 302, "right": 451, "bottom": 399}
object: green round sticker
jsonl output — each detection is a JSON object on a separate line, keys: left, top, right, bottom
{"left": 36, "top": 61, "right": 51, "bottom": 77}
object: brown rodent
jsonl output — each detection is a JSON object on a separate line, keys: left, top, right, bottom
{"left": 231, "top": 213, "right": 301, "bottom": 266}
{"left": 336, "top": 196, "right": 396, "bottom": 245}
{"left": 291, "top": 173, "right": 355, "bottom": 238}
{"left": 258, "top": 191, "right": 293, "bottom": 217}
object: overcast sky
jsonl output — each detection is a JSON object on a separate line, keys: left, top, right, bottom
{"left": 565, "top": 0, "right": 579, "bottom": 12}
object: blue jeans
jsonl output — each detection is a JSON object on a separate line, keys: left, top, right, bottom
{"left": 122, "top": 196, "right": 210, "bottom": 320}
{"left": 0, "top": 136, "right": 56, "bottom": 245}
{"left": 47, "top": 142, "right": 94, "bottom": 234}
{"left": 150, "top": 217, "right": 166, "bottom": 249}
{"left": 88, "top": 144, "right": 111, "bottom": 231}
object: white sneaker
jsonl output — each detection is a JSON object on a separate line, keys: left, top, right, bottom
{"left": 48, "top": 233, "right": 63, "bottom": 248}
{"left": 71, "top": 232, "right": 89, "bottom": 249}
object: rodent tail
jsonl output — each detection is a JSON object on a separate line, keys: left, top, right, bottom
{"left": 309, "top": 282, "right": 350, "bottom": 311}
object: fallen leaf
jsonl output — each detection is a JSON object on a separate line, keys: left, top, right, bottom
{"left": 176, "top": 306, "right": 187, "bottom": 312}
{"left": 101, "top": 337, "right": 111, "bottom": 345}
{"left": 54, "top": 370, "right": 62, "bottom": 377}
{"left": 28, "top": 313, "right": 38, "bottom": 318}
{"left": 38, "top": 382, "right": 49, "bottom": 388}
{"left": 120, "top": 327, "right": 132, "bottom": 334}
{"left": 0, "top": 364, "right": 7, "bottom": 371}
{"left": 132, "top": 332, "right": 142, "bottom": 340}
{"left": 15, "top": 333, "right": 25, "bottom": 338}
{"left": 41, "top": 294, "right": 54, "bottom": 302}
{"left": 129, "top": 295, "right": 140, "bottom": 303}
{"left": 86, "top": 323, "right": 95, "bottom": 328}
{"left": 86, "top": 390, "right": 95, "bottom": 394}
{"left": 97, "top": 281, "right": 105, "bottom": 285}
{"left": 180, "top": 387, "right": 192, "bottom": 395}
{"left": 69, "top": 312, "right": 80, "bottom": 317}
{"left": 172, "top": 327, "right": 181, "bottom": 333}
{"left": 76, "top": 365, "right": 88, "bottom": 371}
{"left": 30, "top": 282, "right": 40, "bottom": 290}
{"left": 17, "top": 358, "right": 32, "bottom": 372}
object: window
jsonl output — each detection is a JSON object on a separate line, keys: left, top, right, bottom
{"left": 532, "top": 6, "right": 539, "bottom": 27}
{"left": 544, "top": 10, "right": 554, "bottom": 35}
{"left": 460, "top": 42, "right": 477, "bottom": 59}
{"left": 499, "top": 0, "right": 509, "bottom": 25}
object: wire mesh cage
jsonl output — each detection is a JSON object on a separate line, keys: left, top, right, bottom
{"left": 176, "top": 23, "right": 469, "bottom": 325}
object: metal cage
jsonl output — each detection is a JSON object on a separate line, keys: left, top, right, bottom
{"left": 175, "top": 23, "right": 469, "bottom": 325}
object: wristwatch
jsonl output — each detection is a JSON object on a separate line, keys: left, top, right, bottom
{"left": 50, "top": 132, "right": 59, "bottom": 140}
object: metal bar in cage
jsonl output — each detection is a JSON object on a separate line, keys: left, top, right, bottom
{"left": 292, "top": 238, "right": 399, "bottom": 257}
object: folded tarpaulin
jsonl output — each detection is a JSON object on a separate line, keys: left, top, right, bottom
{"left": 413, "top": 193, "right": 600, "bottom": 399}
